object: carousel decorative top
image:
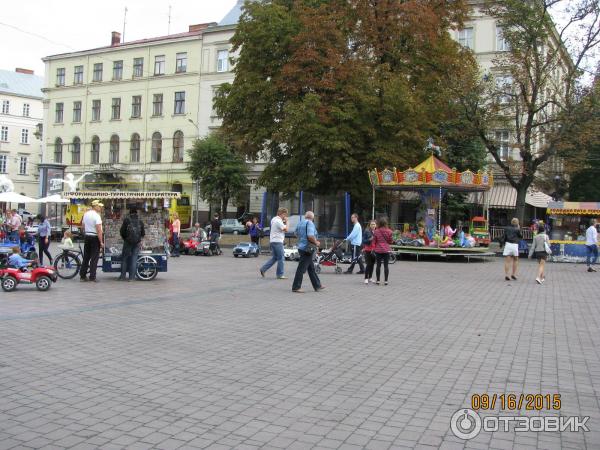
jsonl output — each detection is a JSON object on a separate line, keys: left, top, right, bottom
{"left": 368, "top": 155, "right": 493, "bottom": 192}
{"left": 547, "top": 201, "right": 600, "bottom": 216}
{"left": 62, "top": 191, "right": 182, "bottom": 200}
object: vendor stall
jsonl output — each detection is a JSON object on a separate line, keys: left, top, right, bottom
{"left": 61, "top": 191, "right": 180, "bottom": 280}
{"left": 547, "top": 201, "right": 600, "bottom": 263}
{"left": 369, "top": 154, "right": 493, "bottom": 256}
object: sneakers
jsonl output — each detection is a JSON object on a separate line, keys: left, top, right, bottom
{"left": 292, "top": 289, "right": 305, "bottom": 293}
{"left": 384, "top": 281, "right": 388, "bottom": 286}
{"left": 277, "top": 276, "right": 288, "bottom": 280}
{"left": 588, "top": 267, "right": 597, "bottom": 272}
{"left": 536, "top": 277, "right": 542, "bottom": 284}
{"left": 364, "top": 279, "right": 369, "bottom": 284}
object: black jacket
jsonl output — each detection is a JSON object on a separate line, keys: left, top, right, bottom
{"left": 120, "top": 214, "right": 145, "bottom": 244}
{"left": 504, "top": 225, "right": 522, "bottom": 244}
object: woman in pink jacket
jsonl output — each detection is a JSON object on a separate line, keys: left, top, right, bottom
{"left": 372, "top": 217, "right": 393, "bottom": 285}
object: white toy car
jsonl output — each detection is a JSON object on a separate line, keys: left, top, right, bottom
{"left": 284, "top": 246, "right": 300, "bottom": 261}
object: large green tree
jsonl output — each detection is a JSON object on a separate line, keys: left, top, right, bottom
{"left": 187, "top": 133, "right": 249, "bottom": 214}
{"left": 215, "top": 0, "right": 478, "bottom": 208}
{"left": 459, "top": 0, "right": 600, "bottom": 222}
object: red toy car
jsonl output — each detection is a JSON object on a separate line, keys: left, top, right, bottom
{"left": 181, "top": 237, "right": 203, "bottom": 255}
{"left": 0, "top": 265, "right": 58, "bottom": 292}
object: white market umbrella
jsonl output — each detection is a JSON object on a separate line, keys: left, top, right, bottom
{"left": 36, "top": 194, "right": 70, "bottom": 204}
{"left": 0, "top": 191, "right": 37, "bottom": 203}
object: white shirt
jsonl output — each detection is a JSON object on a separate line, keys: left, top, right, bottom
{"left": 82, "top": 209, "right": 102, "bottom": 235}
{"left": 586, "top": 225, "right": 598, "bottom": 246}
{"left": 10, "top": 214, "right": 22, "bottom": 230}
{"left": 269, "top": 216, "right": 286, "bottom": 243}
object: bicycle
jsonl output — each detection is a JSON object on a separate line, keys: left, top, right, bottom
{"left": 53, "top": 241, "right": 84, "bottom": 279}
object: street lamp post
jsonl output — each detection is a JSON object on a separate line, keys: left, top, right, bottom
{"left": 188, "top": 119, "right": 201, "bottom": 223}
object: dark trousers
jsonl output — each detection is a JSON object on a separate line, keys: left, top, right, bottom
{"left": 81, "top": 235, "right": 100, "bottom": 280}
{"left": 172, "top": 233, "right": 180, "bottom": 256}
{"left": 364, "top": 250, "right": 375, "bottom": 279}
{"left": 347, "top": 245, "right": 365, "bottom": 272}
{"left": 38, "top": 236, "right": 52, "bottom": 265}
{"left": 121, "top": 242, "right": 140, "bottom": 280}
{"left": 375, "top": 252, "right": 390, "bottom": 282}
{"left": 292, "top": 249, "right": 322, "bottom": 291}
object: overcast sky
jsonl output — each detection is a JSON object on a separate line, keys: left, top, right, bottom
{"left": 0, "top": 0, "right": 238, "bottom": 76}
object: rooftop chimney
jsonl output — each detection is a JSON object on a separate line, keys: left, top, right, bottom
{"left": 111, "top": 31, "right": 121, "bottom": 46}
{"left": 188, "top": 22, "right": 217, "bottom": 32}
{"left": 15, "top": 68, "right": 34, "bottom": 75}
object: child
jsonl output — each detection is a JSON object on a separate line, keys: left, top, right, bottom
{"left": 59, "top": 230, "right": 74, "bottom": 250}
{"left": 8, "top": 246, "right": 34, "bottom": 269}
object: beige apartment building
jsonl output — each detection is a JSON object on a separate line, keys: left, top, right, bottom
{"left": 0, "top": 68, "right": 43, "bottom": 200}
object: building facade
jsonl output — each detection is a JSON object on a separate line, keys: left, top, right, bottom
{"left": 0, "top": 68, "right": 43, "bottom": 200}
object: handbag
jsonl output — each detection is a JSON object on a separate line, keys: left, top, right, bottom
{"left": 544, "top": 236, "right": 552, "bottom": 255}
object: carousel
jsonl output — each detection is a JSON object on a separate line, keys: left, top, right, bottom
{"left": 369, "top": 154, "right": 495, "bottom": 260}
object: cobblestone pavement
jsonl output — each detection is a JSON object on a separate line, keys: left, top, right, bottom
{"left": 1, "top": 252, "right": 599, "bottom": 450}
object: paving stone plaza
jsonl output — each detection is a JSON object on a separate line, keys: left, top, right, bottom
{"left": 1, "top": 253, "right": 599, "bottom": 449}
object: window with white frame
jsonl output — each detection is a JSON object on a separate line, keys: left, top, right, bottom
{"left": 217, "top": 50, "right": 229, "bottom": 72}
{"left": 1, "top": 100, "right": 9, "bottom": 114}
{"left": 131, "top": 95, "right": 142, "bottom": 118}
{"left": 152, "top": 93, "right": 163, "bottom": 116}
{"left": 176, "top": 52, "right": 187, "bottom": 73}
{"left": 72, "top": 137, "right": 81, "bottom": 165}
{"left": 91, "top": 136, "right": 100, "bottom": 164}
{"left": 19, "top": 156, "right": 27, "bottom": 175}
{"left": 74, "top": 65, "right": 84, "bottom": 84}
{"left": 154, "top": 55, "right": 165, "bottom": 75}
{"left": 22, "top": 103, "right": 30, "bottom": 117}
{"left": 174, "top": 91, "right": 185, "bottom": 114}
{"left": 151, "top": 132, "right": 162, "bottom": 162}
{"left": 0, "top": 154, "right": 7, "bottom": 173}
{"left": 496, "top": 27, "right": 510, "bottom": 51}
{"left": 56, "top": 67, "right": 65, "bottom": 86}
{"left": 21, "top": 128, "right": 29, "bottom": 144}
{"left": 458, "top": 27, "right": 474, "bottom": 50}
{"left": 495, "top": 130, "right": 510, "bottom": 160}
{"left": 109, "top": 134, "right": 119, "bottom": 163}
{"left": 92, "top": 99, "right": 101, "bottom": 121}
{"left": 0, "top": 126, "right": 7, "bottom": 142}
{"left": 55, "top": 102, "right": 64, "bottom": 123}
{"left": 495, "top": 74, "right": 513, "bottom": 104}
{"left": 133, "top": 57, "right": 144, "bottom": 77}
{"left": 113, "top": 60, "right": 123, "bottom": 80}
{"left": 111, "top": 98, "right": 121, "bottom": 120}
{"left": 73, "top": 101, "right": 82, "bottom": 122}
{"left": 54, "top": 138, "right": 63, "bottom": 163}
{"left": 130, "top": 133, "right": 140, "bottom": 162}
{"left": 93, "top": 63, "right": 103, "bottom": 82}
{"left": 172, "top": 130, "right": 184, "bottom": 163}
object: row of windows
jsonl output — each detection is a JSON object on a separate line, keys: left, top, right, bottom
{"left": 53, "top": 131, "right": 185, "bottom": 165}
{"left": 1, "top": 100, "right": 31, "bottom": 117}
{"left": 55, "top": 50, "right": 229, "bottom": 86}
{"left": 0, "top": 154, "right": 28, "bottom": 175}
{"left": 457, "top": 27, "right": 509, "bottom": 52}
{"left": 0, "top": 126, "right": 29, "bottom": 144}
{"left": 54, "top": 92, "right": 185, "bottom": 123}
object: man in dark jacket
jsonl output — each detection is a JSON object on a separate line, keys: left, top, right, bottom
{"left": 119, "top": 207, "right": 145, "bottom": 281}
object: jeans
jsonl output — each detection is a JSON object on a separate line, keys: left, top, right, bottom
{"left": 587, "top": 244, "right": 598, "bottom": 267}
{"left": 292, "top": 249, "right": 322, "bottom": 291}
{"left": 375, "top": 252, "right": 390, "bottom": 282}
{"left": 9, "top": 230, "right": 19, "bottom": 242}
{"left": 121, "top": 242, "right": 140, "bottom": 280}
{"left": 172, "top": 233, "right": 180, "bottom": 256}
{"left": 347, "top": 244, "right": 365, "bottom": 272}
{"left": 81, "top": 235, "right": 101, "bottom": 280}
{"left": 363, "top": 250, "right": 375, "bottom": 280}
{"left": 38, "top": 235, "right": 52, "bottom": 265}
{"left": 261, "top": 242, "right": 284, "bottom": 277}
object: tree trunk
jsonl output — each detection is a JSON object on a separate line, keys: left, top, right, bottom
{"left": 514, "top": 184, "right": 528, "bottom": 225}
{"left": 222, "top": 197, "right": 229, "bottom": 217}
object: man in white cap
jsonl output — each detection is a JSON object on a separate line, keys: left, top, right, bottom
{"left": 80, "top": 200, "right": 104, "bottom": 282}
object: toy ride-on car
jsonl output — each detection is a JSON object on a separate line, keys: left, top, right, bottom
{"left": 0, "top": 264, "right": 58, "bottom": 292}
{"left": 181, "top": 237, "right": 203, "bottom": 255}
{"left": 470, "top": 216, "right": 491, "bottom": 247}
{"left": 233, "top": 242, "right": 260, "bottom": 257}
{"left": 284, "top": 246, "right": 300, "bottom": 261}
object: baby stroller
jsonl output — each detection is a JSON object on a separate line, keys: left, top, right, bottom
{"left": 314, "top": 240, "right": 345, "bottom": 274}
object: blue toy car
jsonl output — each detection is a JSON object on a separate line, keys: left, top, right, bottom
{"left": 232, "top": 242, "right": 260, "bottom": 258}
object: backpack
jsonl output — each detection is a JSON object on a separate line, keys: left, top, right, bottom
{"left": 125, "top": 216, "right": 142, "bottom": 244}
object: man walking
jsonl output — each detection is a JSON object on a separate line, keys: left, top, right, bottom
{"left": 586, "top": 219, "right": 598, "bottom": 272}
{"left": 80, "top": 200, "right": 103, "bottom": 282}
{"left": 119, "top": 207, "right": 145, "bottom": 281}
{"left": 260, "top": 208, "right": 288, "bottom": 279}
{"left": 292, "top": 211, "right": 324, "bottom": 293}
{"left": 345, "top": 213, "right": 365, "bottom": 274}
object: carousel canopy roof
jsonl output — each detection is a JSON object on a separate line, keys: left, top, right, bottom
{"left": 548, "top": 201, "right": 600, "bottom": 216}
{"left": 63, "top": 191, "right": 181, "bottom": 200}
{"left": 369, "top": 155, "right": 492, "bottom": 192}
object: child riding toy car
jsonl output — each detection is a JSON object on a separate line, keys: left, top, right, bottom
{"left": 0, "top": 247, "right": 58, "bottom": 291}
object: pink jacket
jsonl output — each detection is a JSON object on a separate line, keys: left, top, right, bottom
{"left": 372, "top": 227, "right": 393, "bottom": 254}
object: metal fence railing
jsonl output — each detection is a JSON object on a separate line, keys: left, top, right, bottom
{"left": 490, "top": 226, "right": 533, "bottom": 241}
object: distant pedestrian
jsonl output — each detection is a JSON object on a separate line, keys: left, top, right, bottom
{"left": 249, "top": 217, "right": 262, "bottom": 248}
{"left": 119, "top": 207, "right": 145, "bottom": 281}
{"left": 372, "top": 217, "right": 393, "bottom": 285}
{"left": 586, "top": 219, "right": 598, "bottom": 273}
{"left": 210, "top": 213, "right": 222, "bottom": 254}
{"left": 292, "top": 211, "right": 324, "bottom": 293}
{"left": 36, "top": 214, "right": 53, "bottom": 265}
{"left": 9, "top": 209, "right": 21, "bottom": 241}
{"left": 80, "top": 200, "right": 104, "bottom": 282}
{"left": 528, "top": 223, "right": 550, "bottom": 284}
{"left": 260, "top": 208, "right": 288, "bottom": 279}
{"left": 345, "top": 213, "right": 365, "bottom": 274}
{"left": 502, "top": 217, "right": 522, "bottom": 281}
{"left": 171, "top": 212, "right": 181, "bottom": 257}
{"left": 362, "top": 220, "right": 377, "bottom": 284}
